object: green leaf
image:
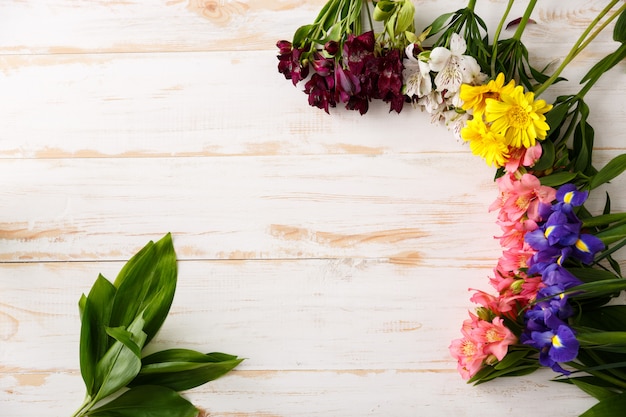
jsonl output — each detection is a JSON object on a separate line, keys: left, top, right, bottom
{"left": 92, "top": 315, "right": 147, "bottom": 404}
{"left": 582, "top": 213, "right": 626, "bottom": 229}
{"left": 426, "top": 12, "right": 455, "bottom": 36}
{"left": 580, "top": 391, "right": 626, "bottom": 417}
{"left": 88, "top": 385, "right": 198, "bottom": 417}
{"left": 539, "top": 171, "right": 578, "bottom": 187}
{"left": 110, "top": 233, "right": 178, "bottom": 345}
{"left": 569, "top": 377, "right": 620, "bottom": 401}
{"left": 105, "top": 326, "right": 144, "bottom": 358}
{"left": 568, "top": 279, "right": 626, "bottom": 300}
{"left": 373, "top": 1, "right": 396, "bottom": 22}
{"left": 80, "top": 275, "right": 117, "bottom": 395}
{"left": 589, "top": 153, "right": 626, "bottom": 190}
{"left": 493, "top": 350, "right": 532, "bottom": 370}
{"left": 595, "top": 223, "right": 626, "bottom": 245}
{"left": 573, "top": 120, "right": 595, "bottom": 175}
{"left": 396, "top": 0, "right": 415, "bottom": 33}
{"left": 614, "top": 8, "right": 626, "bottom": 43}
{"left": 292, "top": 24, "right": 314, "bottom": 48}
{"left": 130, "top": 349, "right": 243, "bottom": 392}
{"left": 577, "top": 331, "right": 626, "bottom": 348}
{"left": 568, "top": 267, "right": 619, "bottom": 283}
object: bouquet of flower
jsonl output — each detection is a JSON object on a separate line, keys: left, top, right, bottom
{"left": 277, "top": 1, "right": 626, "bottom": 415}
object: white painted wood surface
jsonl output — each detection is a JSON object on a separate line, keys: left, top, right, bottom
{"left": 0, "top": 1, "right": 624, "bottom": 416}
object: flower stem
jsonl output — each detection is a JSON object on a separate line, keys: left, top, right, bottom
{"left": 467, "top": 0, "right": 477, "bottom": 11}
{"left": 512, "top": 0, "right": 538, "bottom": 41}
{"left": 534, "top": 0, "right": 623, "bottom": 97}
{"left": 490, "top": 0, "right": 515, "bottom": 77}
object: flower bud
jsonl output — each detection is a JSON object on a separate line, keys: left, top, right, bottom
{"left": 324, "top": 40, "right": 339, "bottom": 56}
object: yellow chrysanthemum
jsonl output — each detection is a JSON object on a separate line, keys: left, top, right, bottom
{"left": 484, "top": 85, "right": 553, "bottom": 149}
{"left": 460, "top": 73, "right": 516, "bottom": 115}
{"left": 461, "top": 117, "right": 510, "bottom": 167}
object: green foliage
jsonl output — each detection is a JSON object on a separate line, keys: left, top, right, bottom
{"left": 71, "top": 234, "right": 242, "bottom": 417}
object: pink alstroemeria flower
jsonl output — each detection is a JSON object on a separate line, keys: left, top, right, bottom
{"left": 490, "top": 172, "right": 556, "bottom": 223}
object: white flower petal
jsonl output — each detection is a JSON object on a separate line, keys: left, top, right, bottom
{"left": 449, "top": 33, "right": 467, "bottom": 56}
{"left": 428, "top": 47, "right": 451, "bottom": 72}
{"left": 459, "top": 55, "right": 482, "bottom": 84}
{"left": 434, "top": 56, "right": 463, "bottom": 93}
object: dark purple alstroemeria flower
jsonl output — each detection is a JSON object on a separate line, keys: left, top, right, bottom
{"left": 377, "top": 49, "right": 404, "bottom": 113}
{"left": 311, "top": 52, "right": 335, "bottom": 77}
{"left": 304, "top": 73, "right": 336, "bottom": 114}
{"left": 277, "top": 40, "right": 309, "bottom": 86}
{"left": 334, "top": 64, "right": 361, "bottom": 103}
{"left": 343, "top": 31, "right": 376, "bottom": 75}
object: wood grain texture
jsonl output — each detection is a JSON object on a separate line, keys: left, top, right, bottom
{"left": 0, "top": 1, "right": 625, "bottom": 416}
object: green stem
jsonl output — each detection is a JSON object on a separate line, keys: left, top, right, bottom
{"left": 490, "top": 0, "right": 515, "bottom": 77}
{"left": 467, "top": 0, "right": 477, "bottom": 11}
{"left": 512, "top": 0, "right": 538, "bottom": 41}
{"left": 535, "top": 0, "right": 622, "bottom": 97}
{"left": 364, "top": 0, "right": 374, "bottom": 32}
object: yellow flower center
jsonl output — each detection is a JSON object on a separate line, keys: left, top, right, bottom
{"left": 485, "top": 328, "right": 503, "bottom": 343}
{"left": 551, "top": 334, "right": 563, "bottom": 348}
{"left": 462, "top": 340, "right": 477, "bottom": 356}
{"left": 507, "top": 105, "right": 530, "bottom": 128}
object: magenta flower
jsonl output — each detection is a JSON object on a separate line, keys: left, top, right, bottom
{"left": 334, "top": 64, "right": 361, "bottom": 103}
{"left": 304, "top": 73, "right": 336, "bottom": 114}
{"left": 376, "top": 49, "right": 405, "bottom": 113}
{"left": 276, "top": 40, "right": 309, "bottom": 86}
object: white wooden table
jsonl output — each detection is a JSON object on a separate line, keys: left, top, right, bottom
{"left": 1, "top": 1, "right": 624, "bottom": 416}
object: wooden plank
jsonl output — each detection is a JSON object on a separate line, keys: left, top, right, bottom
{"left": 0, "top": 260, "right": 599, "bottom": 416}
{"left": 0, "top": 369, "right": 597, "bottom": 417}
{"left": 1, "top": 50, "right": 624, "bottom": 159}
{"left": 0, "top": 0, "right": 616, "bottom": 54}
{"left": 1, "top": 151, "right": 624, "bottom": 262}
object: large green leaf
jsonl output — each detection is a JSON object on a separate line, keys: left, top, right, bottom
{"left": 79, "top": 274, "right": 116, "bottom": 395}
{"left": 129, "top": 349, "right": 243, "bottom": 392}
{"left": 580, "top": 391, "right": 626, "bottom": 417}
{"left": 92, "top": 315, "right": 147, "bottom": 404}
{"left": 88, "top": 385, "right": 198, "bottom": 417}
{"left": 110, "top": 233, "right": 178, "bottom": 345}
{"left": 589, "top": 153, "right": 626, "bottom": 190}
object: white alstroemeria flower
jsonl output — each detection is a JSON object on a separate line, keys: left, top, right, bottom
{"left": 417, "top": 90, "right": 445, "bottom": 115}
{"left": 428, "top": 33, "right": 482, "bottom": 94}
{"left": 402, "top": 44, "right": 432, "bottom": 98}
{"left": 443, "top": 110, "right": 470, "bottom": 141}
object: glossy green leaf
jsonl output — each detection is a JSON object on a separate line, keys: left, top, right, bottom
{"left": 577, "top": 331, "right": 626, "bottom": 347}
{"left": 538, "top": 171, "right": 578, "bottom": 187}
{"left": 582, "top": 213, "right": 626, "bottom": 228}
{"left": 396, "top": 0, "right": 415, "bottom": 33}
{"left": 88, "top": 385, "right": 198, "bottom": 417}
{"left": 569, "top": 378, "right": 620, "bottom": 401}
{"left": 568, "top": 279, "right": 626, "bottom": 300}
{"left": 79, "top": 275, "right": 116, "bottom": 395}
{"left": 110, "top": 233, "right": 177, "bottom": 345}
{"left": 580, "top": 391, "right": 626, "bottom": 417}
{"left": 92, "top": 315, "right": 146, "bottom": 404}
{"left": 614, "top": 8, "right": 626, "bottom": 43}
{"left": 589, "top": 153, "right": 626, "bottom": 190}
{"left": 130, "top": 349, "right": 243, "bottom": 391}
{"left": 373, "top": 1, "right": 396, "bottom": 22}
{"left": 595, "top": 223, "right": 626, "bottom": 245}
{"left": 568, "top": 267, "right": 619, "bottom": 283}
{"left": 426, "top": 12, "right": 455, "bottom": 36}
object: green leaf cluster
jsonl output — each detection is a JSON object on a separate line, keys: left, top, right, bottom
{"left": 71, "top": 234, "right": 243, "bottom": 417}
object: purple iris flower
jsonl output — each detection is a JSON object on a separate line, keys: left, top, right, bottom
{"left": 554, "top": 183, "right": 588, "bottom": 215}
{"left": 528, "top": 325, "right": 579, "bottom": 374}
{"left": 540, "top": 264, "right": 583, "bottom": 288}
{"left": 573, "top": 233, "right": 605, "bottom": 265}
